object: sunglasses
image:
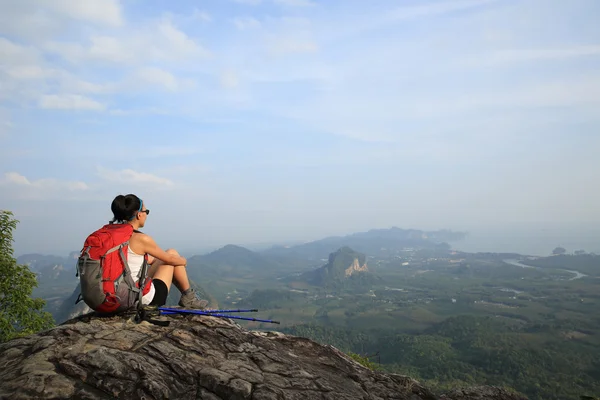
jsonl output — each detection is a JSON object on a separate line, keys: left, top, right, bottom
{"left": 139, "top": 209, "right": 150, "bottom": 215}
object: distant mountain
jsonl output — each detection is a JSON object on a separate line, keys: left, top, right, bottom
{"left": 36, "top": 263, "right": 78, "bottom": 283}
{"left": 19, "top": 252, "right": 80, "bottom": 317}
{"left": 17, "top": 252, "right": 77, "bottom": 273}
{"left": 17, "top": 252, "right": 79, "bottom": 290}
{"left": 261, "top": 227, "right": 465, "bottom": 260}
{"left": 53, "top": 284, "right": 91, "bottom": 324}
{"left": 298, "top": 246, "right": 380, "bottom": 289}
{"left": 187, "top": 244, "right": 313, "bottom": 281}
{"left": 201, "top": 244, "right": 283, "bottom": 270}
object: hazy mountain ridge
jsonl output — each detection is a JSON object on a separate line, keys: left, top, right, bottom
{"left": 196, "top": 244, "right": 284, "bottom": 270}
{"left": 261, "top": 227, "right": 466, "bottom": 260}
{"left": 16, "top": 253, "right": 76, "bottom": 273}
{"left": 185, "top": 243, "right": 301, "bottom": 282}
{"left": 16, "top": 227, "right": 475, "bottom": 322}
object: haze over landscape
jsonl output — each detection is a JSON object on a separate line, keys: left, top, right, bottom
{"left": 1, "top": 0, "right": 600, "bottom": 257}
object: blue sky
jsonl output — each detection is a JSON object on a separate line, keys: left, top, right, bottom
{"left": 1, "top": 0, "right": 599, "bottom": 256}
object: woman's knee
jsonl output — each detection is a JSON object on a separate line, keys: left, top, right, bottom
{"left": 166, "top": 248, "right": 179, "bottom": 256}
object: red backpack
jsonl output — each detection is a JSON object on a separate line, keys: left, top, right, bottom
{"left": 76, "top": 223, "right": 152, "bottom": 314}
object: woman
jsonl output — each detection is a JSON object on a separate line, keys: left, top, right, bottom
{"left": 110, "top": 194, "right": 208, "bottom": 309}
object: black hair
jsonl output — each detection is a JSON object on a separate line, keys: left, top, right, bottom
{"left": 110, "top": 194, "right": 142, "bottom": 224}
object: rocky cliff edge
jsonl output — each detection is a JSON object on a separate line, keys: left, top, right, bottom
{"left": 0, "top": 311, "right": 528, "bottom": 400}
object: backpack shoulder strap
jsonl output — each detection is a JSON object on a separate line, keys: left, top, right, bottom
{"left": 118, "top": 245, "right": 139, "bottom": 292}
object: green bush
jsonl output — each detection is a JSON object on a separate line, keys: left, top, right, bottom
{"left": 0, "top": 210, "right": 55, "bottom": 342}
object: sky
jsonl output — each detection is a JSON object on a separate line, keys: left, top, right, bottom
{"left": 1, "top": 0, "right": 600, "bottom": 257}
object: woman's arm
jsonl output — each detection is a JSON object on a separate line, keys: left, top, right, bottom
{"left": 139, "top": 234, "right": 187, "bottom": 266}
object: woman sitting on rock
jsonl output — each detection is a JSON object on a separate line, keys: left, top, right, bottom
{"left": 110, "top": 193, "right": 208, "bottom": 309}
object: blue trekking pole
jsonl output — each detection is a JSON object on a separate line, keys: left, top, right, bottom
{"left": 158, "top": 307, "right": 280, "bottom": 324}
{"left": 158, "top": 307, "right": 258, "bottom": 314}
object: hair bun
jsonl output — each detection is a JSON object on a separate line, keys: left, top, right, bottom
{"left": 110, "top": 194, "right": 142, "bottom": 223}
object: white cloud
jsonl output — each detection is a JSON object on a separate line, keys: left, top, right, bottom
{"left": 462, "top": 44, "right": 600, "bottom": 67}
{"left": 44, "top": 20, "right": 210, "bottom": 66}
{"left": 220, "top": 70, "right": 240, "bottom": 89}
{"left": 39, "top": 94, "right": 106, "bottom": 111}
{"left": 0, "top": 0, "right": 123, "bottom": 43}
{"left": 191, "top": 9, "right": 212, "bottom": 23}
{"left": 0, "top": 37, "right": 119, "bottom": 105}
{"left": 100, "top": 145, "right": 206, "bottom": 159}
{"left": 108, "top": 107, "right": 171, "bottom": 116}
{"left": 47, "top": 0, "right": 123, "bottom": 26}
{"left": 136, "top": 67, "right": 181, "bottom": 91}
{"left": 267, "top": 38, "right": 318, "bottom": 55}
{"left": 233, "top": 0, "right": 263, "bottom": 5}
{"left": 0, "top": 9, "right": 207, "bottom": 114}
{"left": 270, "top": 16, "right": 312, "bottom": 27}
{"left": 405, "top": 74, "right": 600, "bottom": 118}
{"left": 157, "top": 21, "right": 210, "bottom": 61}
{"left": 273, "top": 0, "right": 316, "bottom": 6}
{"left": 96, "top": 167, "right": 174, "bottom": 186}
{"left": 0, "top": 171, "right": 96, "bottom": 203}
{"left": 4, "top": 64, "right": 115, "bottom": 94}
{"left": 163, "top": 8, "right": 212, "bottom": 26}
{"left": 0, "top": 38, "right": 40, "bottom": 65}
{"left": 154, "top": 163, "right": 212, "bottom": 176}
{"left": 267, "top": 69, "right": 600, "bottom": 145}
{"left": 317, "top": 0, "right": 499, "bottom": 45}
{"left": 61, "top": 76, "right": 117, "bottom": 95}
{"left": 3, "top": 172, "right": 30, "bottom": 186}
{"left": 5, "top": 65, "right": 53, "bottom": 80}
{"left": 0, "top": 172, "right": 89, "bottom": 200}
{"left": 389, "top": 0, "right": 497, "bottom": 20}
{"left": 1, "top": 39, "right": 187, "bottom": 97}
{"left": 233, "top": 17, "right": 262, "bottom": 30}
{"left": 0, "top": 109, "right": 11, "bottom": 138}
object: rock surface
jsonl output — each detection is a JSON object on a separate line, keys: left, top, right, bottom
{"left": 0, "top": 311, "right": 527, "bottom": 399}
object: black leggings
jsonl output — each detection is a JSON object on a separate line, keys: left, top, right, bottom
{"left": 149, "top": 279, "right": 168, "bottom": 306}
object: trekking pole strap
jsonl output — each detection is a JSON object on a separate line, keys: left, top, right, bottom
{"left": 134, "top": 307, "right": 170, "bottom": 327}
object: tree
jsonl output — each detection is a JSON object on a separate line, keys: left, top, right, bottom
{"left": 552, "top": 247, "right": 566, "bottom": 255}
{"left": 0, "top": 210, "right": 54, "bottom": 342}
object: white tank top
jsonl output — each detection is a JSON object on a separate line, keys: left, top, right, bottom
{"left": 127, "top": 245, "right": 155, "bottom": 304}
{"left": 127, "top": 246, "right": 146, "bottom": 281}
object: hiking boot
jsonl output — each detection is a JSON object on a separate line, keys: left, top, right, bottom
{"left": 178, "top": 288, "right": 209, "bottom": 309}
